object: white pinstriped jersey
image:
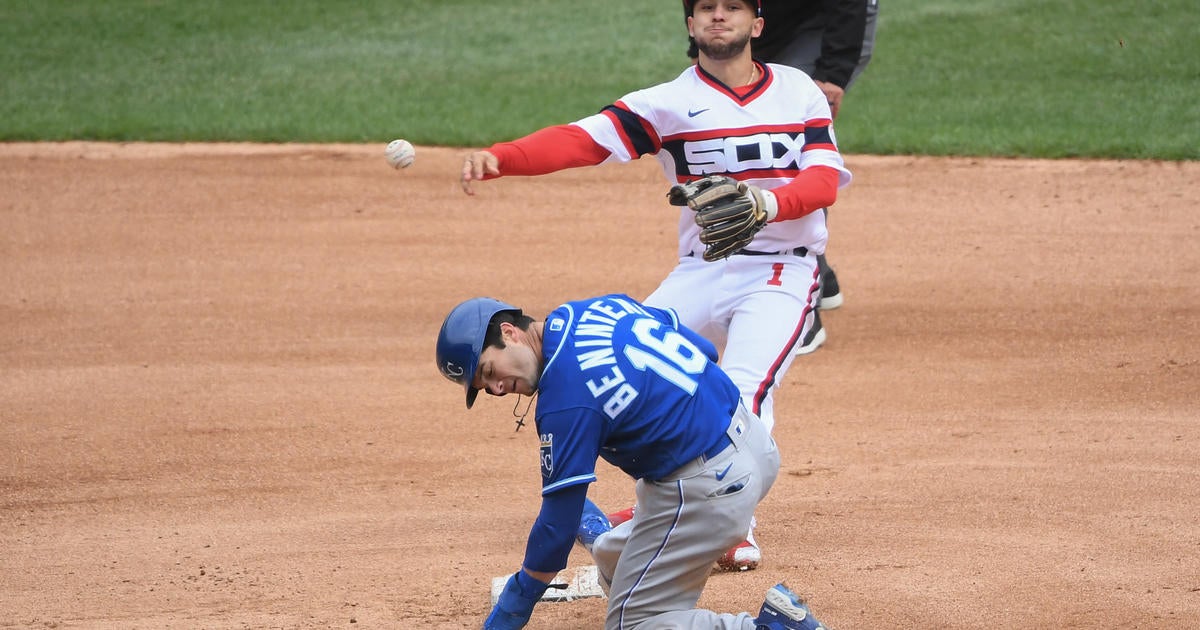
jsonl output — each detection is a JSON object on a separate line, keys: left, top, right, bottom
{"left": 573, "top": 62, "right": 852, "bottom": 257}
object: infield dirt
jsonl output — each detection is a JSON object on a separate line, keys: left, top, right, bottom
{"left": 2, "top": 143, "right": 1197, "bottom": 628}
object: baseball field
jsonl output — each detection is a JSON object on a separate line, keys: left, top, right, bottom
{"left": 3, "top": 2, "right": 1198, "bottom": 629}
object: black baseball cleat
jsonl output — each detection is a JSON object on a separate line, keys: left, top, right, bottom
{"left": 816, "top": 254, "right": 842, "bottom": 310}
{"left": 796, "top": 310, "right": 825, "bottom": 355}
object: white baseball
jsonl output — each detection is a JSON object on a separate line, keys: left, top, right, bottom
{"left": 385, "top": 139, "right": 415, "bottom": 169}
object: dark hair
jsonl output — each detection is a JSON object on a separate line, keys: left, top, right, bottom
{"left": 483, "top": 309, "right": 535, "bottom": 351}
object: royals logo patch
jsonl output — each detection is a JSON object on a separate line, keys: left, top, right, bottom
{"left": 539, "top": 433, "right": 553, "bottom": 477}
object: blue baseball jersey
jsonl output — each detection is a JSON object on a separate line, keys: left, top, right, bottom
{"left": 534, "top": 294, "right": 741, "bottom": 490}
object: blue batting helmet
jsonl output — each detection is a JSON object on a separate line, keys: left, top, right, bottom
{"left": 436, "top": 297, "right": 520, "bottom": 409}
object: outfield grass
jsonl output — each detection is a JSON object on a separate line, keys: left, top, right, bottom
{"left": 844, "top": 0, "right": 1200, "bottom": 159}
{"left": 1, "top": 0, "right": 1196, "bottom": 159}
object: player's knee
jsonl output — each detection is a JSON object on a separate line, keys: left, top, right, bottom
{"left": 592, "top": 531, "right": 622, "bottom": 579}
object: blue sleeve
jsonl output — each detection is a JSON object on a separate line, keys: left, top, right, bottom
{"left": 522, "top": 483, "right": 589, "bottom": 574}
{"left": 537, "top": 408, "right": 604, "bottom": 495}
{"left": 644, "top": 305, "right": 720, "bottom": 363}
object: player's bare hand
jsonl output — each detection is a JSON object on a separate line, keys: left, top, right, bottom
{"left": 815, "top": 81, "right": 845, "bottom": 119}
{"left": 461, "top": 151, "right": 500, "bottom": 196}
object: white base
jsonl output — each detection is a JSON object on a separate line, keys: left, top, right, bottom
{"left": 490, "top": 565, "right": 605, "bottom": 605}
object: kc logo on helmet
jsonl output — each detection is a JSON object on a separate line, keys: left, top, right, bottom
{"left": 443, "top": 361, "right": 464, "bottom": 378}
{"left": 683, "top": 132, "right": 804, "bottom": 175}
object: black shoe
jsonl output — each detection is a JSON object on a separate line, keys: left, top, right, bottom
{"left": 796, "top": 309, "right": 825, "bottom": 355}
{"left": 817, "top": 254, "right": 842, "bottom": 310}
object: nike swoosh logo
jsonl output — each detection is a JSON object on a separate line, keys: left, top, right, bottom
{"left": 715, "top": 463, "right": 734, "bottom": 481}
{"left": 687, "top": 108, "right": 710, "bottom": 118}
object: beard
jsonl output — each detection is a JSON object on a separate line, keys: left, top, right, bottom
{"left": 694, "top": 31, "right": 752, "bottom": 61}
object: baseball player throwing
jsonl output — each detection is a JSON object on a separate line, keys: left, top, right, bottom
{"left": 740, "top": 0, "right": 881, "bottom": 311}
{"left": 459, "top": 0, "right": 851, "bottom": 571}
{"left": 436, "top": 294, "right": 830, "bottom": 629}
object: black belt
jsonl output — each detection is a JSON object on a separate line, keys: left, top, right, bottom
{"left": 701, "top": 434, "right": 733, "bottom": 460}
{"left": 737, "top": 247, "right": 809, "bottom": 257}
{"left": 687, "top": 247, "right": 809, "bottom": 258}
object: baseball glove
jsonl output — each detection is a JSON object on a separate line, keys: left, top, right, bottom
{"left": 667, "top": 175, "right": 771, "bottom": 262}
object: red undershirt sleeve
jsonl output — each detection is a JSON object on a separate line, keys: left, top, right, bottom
{"left": 485, "top": 124, "right": 611, "bottom": 178}
{"left": 769, "top": 166, "right": 841, "bottom": 221}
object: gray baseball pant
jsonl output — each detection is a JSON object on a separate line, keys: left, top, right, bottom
{"left": 590, "top": 405, "right": 782, "bottom": 630}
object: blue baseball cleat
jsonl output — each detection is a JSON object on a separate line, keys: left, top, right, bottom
{"left": 754, "top": 583, "right": 830, "bottom": 630}
{"left": 575, "top": 498, "right": 612, "bottom": 553}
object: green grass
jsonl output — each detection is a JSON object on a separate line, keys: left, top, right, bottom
{"left": 1, "top": 0, "right": 1197, "bottom": 158}
{"left": 841, "top": 0, "right": 1200, "bottom": 158}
